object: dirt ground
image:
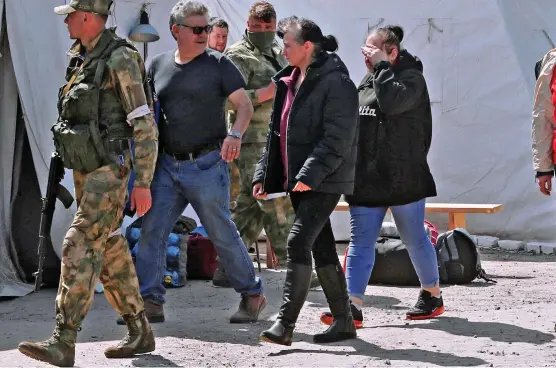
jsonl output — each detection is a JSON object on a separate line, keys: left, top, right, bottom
{"left": 1, "top": 244, "right": 556, "bottom": 367}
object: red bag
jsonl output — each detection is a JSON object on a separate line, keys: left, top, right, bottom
{"left": 424, "top": 220, "right": 439, "bottom": 246}
{"left": 186, "top": 233, "right": 218, "bottom": 279}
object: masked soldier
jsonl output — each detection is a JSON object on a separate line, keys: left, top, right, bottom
{"left": 18, "top": 1, "right": 158, "bottom": 366}
{"left": 211, "top": 1, "right": 294, "bottom": 286}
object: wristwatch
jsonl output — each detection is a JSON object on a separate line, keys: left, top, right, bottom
{"left": 228, "top": 130, "right": 242, "bottom": 139}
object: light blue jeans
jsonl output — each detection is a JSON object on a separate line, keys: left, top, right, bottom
{"left": 346, "top": 199, "right": 439, "bottom": 299}
{"left": 134, "top": 151, "right": 263, "bottom": 304}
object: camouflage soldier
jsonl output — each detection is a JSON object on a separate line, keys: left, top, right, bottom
{"left": 212, "top": 1, "right": 293, "bottom": 286}
{"left": 18, "top": 1, "right": 158, "bottom": 366}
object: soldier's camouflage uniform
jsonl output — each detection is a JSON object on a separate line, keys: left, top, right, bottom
{"left": 56, "top": 31, "right": 158, "bottom": 328}
{"left": 225, "top": 34, "right": 293, "bottom": 263}
{"left": 18, "top": 19, "right": 158, "bottom": 366}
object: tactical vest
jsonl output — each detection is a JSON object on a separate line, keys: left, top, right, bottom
{"left": 52, "top": 29, "right": 150, "bottom": 173}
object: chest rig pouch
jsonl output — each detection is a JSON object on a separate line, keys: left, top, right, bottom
{"left": 52, "top": 38, "right": 129, "bottom": 173}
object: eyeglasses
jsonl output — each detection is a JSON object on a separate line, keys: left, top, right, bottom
{"left": 177, "top": 24, "right": 213, "bottom": 35}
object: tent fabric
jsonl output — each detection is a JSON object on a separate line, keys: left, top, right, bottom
{"left": 1, "top": 0, "right": 556, "bottom": 297}
{"left": 0, "top": 4, "right": 34, "bottom": 297}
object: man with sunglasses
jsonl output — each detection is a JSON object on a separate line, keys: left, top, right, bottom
{"left": 129, "top": 0, "right": 266, "bottom": 325}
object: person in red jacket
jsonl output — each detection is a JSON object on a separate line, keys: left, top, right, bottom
{"left": 532, "top": 49, "right": 556, "bottom": 195}
{"left": 532, "top": 49, "right": 556, "bottom": 333}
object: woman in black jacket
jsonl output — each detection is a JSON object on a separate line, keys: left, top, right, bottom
{"left": 253, "top": 16, "right": 359, "bottom": 346}
{"left": 320, "top": 25, "right": 444, "bottom": 329}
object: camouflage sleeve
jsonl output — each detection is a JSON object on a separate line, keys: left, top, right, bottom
{"left": 225, "top": 51, "right": 260, "bottom": 107}
{"left": 107, "top": 47, "right": 158, "bottom": 188}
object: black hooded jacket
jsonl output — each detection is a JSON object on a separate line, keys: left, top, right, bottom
{"left": 345, "top": 50, "right": 437, "bottom": 207}
{"left": 253, "top": 52, "right": 359, "bottom": 195}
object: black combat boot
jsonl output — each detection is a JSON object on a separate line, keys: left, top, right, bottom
{"left": 260, "top": 263, "right": 313, "bottom": 346}
{"left": 313, "top": 263, "right": 357, "bottom": 343}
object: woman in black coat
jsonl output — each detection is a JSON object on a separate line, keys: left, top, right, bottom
{"left": 252, "top": 16, "right": 359, "bottom": 346}
{"left": 320, "top": 25, "right": 444, "bottom": 330}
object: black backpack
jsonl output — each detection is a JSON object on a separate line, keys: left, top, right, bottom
{"left": 435, "top": 228, "right": 496, "bottom": 284}
{"left": 368, "top": 237, "right": 422, "bottom": 286}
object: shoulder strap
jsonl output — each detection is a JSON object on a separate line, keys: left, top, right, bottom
{"left": 89, "top": 38, "right": 130, "bottom": 163}
{"left": 453, "top": 228, "right": 497, "bottom": 283}
{"left": 93, "top": 39, "right": 130, "bottom": 87}
{"left": 445, "top": 231, "right": 461, "bottom": 262}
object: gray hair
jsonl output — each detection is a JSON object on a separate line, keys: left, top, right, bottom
{"left": 169, "top": 1, "right": 209, "bottom": 30}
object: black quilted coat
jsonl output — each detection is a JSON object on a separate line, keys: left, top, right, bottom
{"left": 345, "top": 50, "right": 437, "bottom": 207}
{"left": 253, "top": 52, "right": 359, "bottom": 195}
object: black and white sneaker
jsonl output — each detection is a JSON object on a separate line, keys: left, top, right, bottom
{"left": 406, "top": 290, "right": 445, "bottom": 320}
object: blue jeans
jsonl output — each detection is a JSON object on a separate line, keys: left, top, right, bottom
{"left": 346, "top": 199, "right": 439, "bottom": 299}
{"left": 135, "top": 151, "right": 263, "bottom": 304}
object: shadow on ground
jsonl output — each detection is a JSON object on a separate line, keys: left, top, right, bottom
{"left": 380, "top": 316, "right": 554, "bottom": 344}
{"left": 266, "top": 334, "right": 488, "bottom": 367}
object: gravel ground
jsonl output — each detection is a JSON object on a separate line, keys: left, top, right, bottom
{"left": 1, "top": 245, "right": 555, "bottom": 367}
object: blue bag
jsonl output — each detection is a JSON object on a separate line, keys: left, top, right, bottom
{"left": 125, "top": 215, "right": 196, "bottom": 288}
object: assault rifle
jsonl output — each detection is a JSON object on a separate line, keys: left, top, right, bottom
{"left": 34, "top": 152, "right": 74, "bottom": 292}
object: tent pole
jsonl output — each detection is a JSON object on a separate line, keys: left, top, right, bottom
{"left": 542, "top": 30, "right": 555, "bottom": 48}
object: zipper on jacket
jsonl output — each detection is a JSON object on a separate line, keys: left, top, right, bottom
{"left": 262, "top": 114, "right": 275, "bottom": 191}
{"left": 285, "top": 71, "right": 306, "bottom": 192}
{"left": 286, "top": 67, "right": 311, "bottom": 192}
{"left": 262, "top": 81, "right": 284, "bottom": 191}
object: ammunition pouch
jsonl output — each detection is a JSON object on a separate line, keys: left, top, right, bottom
{"left": 53, "top": 36, "right": 136, "bottom": 173}
{"left": 52, "top": 119, "right": 132, "bottom": 173}
{"left": 52, "top": 120, "right": 106, "bottom": 173}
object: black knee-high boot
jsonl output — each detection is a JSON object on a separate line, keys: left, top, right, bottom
{"left": 313, "top": 263, "right": 357, "bottom": 343}
{"left": 260, "top": 263, "right": 313, "bottom": 346}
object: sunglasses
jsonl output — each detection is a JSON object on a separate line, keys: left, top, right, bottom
{"left": 178, "top": 24, "right": 213, "bottom": 35}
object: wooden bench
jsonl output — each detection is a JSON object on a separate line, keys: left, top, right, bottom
{"left": 334, "top": 202, "right": 504, "bottom": 230}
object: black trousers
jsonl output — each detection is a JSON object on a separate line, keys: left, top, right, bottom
{"left": 287, "top": 191, "right": 341, "bottom": 267}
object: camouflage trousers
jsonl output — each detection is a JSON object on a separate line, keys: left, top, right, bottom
{"left": 56, "top": 153, "right": 143, "bottom": 328}
{"left": 231, "top": 142, "right": 294, "bottom": 263}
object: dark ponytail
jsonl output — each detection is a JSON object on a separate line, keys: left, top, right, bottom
{"left": 322, "top": 35, "right": 339, "bottom": 52}
{"left": 373, "top": 24, "right": 404, "bottom": 53}
{"left": 386, "top": 25, "right": 404, "bottom": 42}
{"left": 278, "top": 16, "right": 339, "bottom": 55}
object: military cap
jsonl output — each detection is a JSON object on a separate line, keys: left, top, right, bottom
{"left": 54, "top": 0, "right": 113, "bottom": 16}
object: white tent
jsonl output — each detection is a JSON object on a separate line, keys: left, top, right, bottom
{"left": 1, "top": 0, "right": 555, "bottom": 297}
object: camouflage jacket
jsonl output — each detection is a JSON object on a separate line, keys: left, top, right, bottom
{"left": 63, "top": 28, "right": 158, "bottom": 188}
{"left": 225, "top": 33, "right": 287, "bottom": 143}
